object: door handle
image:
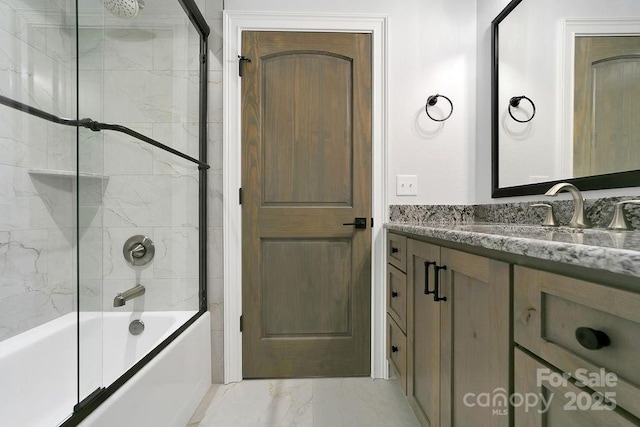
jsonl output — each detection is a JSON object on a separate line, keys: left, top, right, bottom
{"left": 342, "top": 217, "right": 367, "bottom": 229}
{"left": 433, "top": 265, "right": 447, "bottom": 302}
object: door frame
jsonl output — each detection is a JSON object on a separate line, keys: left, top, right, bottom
{"left": 223, "top": 11, "right": 389, "bottom": 383}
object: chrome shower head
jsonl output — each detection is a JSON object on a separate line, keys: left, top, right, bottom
{"left": 104, "top": 0, "right": 145, "bottom": 19}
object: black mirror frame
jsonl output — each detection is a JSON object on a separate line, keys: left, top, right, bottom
{"left": 491, "top": 0, "right": 640, "bottom": 198}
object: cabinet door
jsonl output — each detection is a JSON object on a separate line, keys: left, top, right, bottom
{"left": 515, "top": 348, "right": 637, "bottom": 427}
{"left": 440, "top": 249, "right": 510, "bottom": 427}
{"left": 514, "top": 266, "right": 640, "bottom": 419}
{"left": 407, "top": 239, "right": 441, "bottom": 427}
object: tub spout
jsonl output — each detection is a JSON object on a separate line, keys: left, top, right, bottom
{"left": 113, "top": 284, "right": 145, "bottom": 307}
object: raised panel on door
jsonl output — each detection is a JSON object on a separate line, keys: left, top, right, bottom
{"left": 262, "top": 240, "right": 351, "bottom": 336}
{"left": 406, "top": 239, "right": 441, "bottom": 427}
{"left": 241, "top": 31, "right": 372, "bottom": 378}
{"left": 574, "top": 36, "right": 640, "bottom": 177}
{"left": 262, "top": 53, "right": 353, "bottom": 206}
{"left": 440, "top": 249, "right": 510, "bottom": 427}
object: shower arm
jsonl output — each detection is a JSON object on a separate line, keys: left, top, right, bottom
{"left": 0, "top": 94, "right": 210, "bottom": 171}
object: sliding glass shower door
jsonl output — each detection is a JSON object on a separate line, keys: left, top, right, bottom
{"left": 76, "top": 0, "right": 207, "bottom": 408}
{"left": 0, "top": 0, "right": 208, "bottom": 425}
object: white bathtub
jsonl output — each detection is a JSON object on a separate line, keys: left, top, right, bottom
{"left": 0, "top": 310, "right": 210, "bottom": 427}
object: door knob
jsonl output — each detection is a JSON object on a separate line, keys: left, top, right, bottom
{"left": 342, "top": 217, "right": 367, "bottom": 229}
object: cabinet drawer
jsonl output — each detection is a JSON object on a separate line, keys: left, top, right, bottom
{"left": 515, "top": 348, "right": 637, "bottom": 426}
{"left": 387, "top": 264, "right": 407, "bottom": 332}
{"left": 387, "top": 314, "right": 407, "bottom": 394}
{"left": 514, "top": 266, "right": 640, "bottom": 419}
{"left": 387, "top": 233, "right": 407, "bottom": 272}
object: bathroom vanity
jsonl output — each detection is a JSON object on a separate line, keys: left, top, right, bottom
{"left": 385, "top": 223, "right": 640, "bottom": 426}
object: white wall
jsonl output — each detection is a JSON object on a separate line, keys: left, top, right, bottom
{"left": 226, "top": 0, "right": 478, "bottom": 205}
{"left": 476, "top": 0, "right": 640, "bottom": 203}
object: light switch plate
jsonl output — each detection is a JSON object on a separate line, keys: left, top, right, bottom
{"left": 396, "top": 175, "right": 418, "bottom": 196}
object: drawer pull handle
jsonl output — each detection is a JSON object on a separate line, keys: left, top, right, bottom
{"left": 391, "top": 247, "right": 399, "bottom": 254}
{"left": 391, "top": 345, "right": 398, "bottom": 353}
{"left": 424, "top": 261, "right": 436, "bottom": 295}
{"left": 575, "top": 327, "right": 610, "bottom": 350}
{"left": 433, "top": 265, "right": 447, "bottom": 302}
{"left": 391, "top": 291, "right": 399, "bottom": 298}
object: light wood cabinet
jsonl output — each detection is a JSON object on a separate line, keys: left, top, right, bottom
{"left": 406, "top": 239, "right": 441, "bottom": 427}
{"left": 439, "top": 248, "right": 510, "bottom": 427}
{"left": 514, "top": 266, "right": 640, "bottom": 422}
{"left": 514, "top": 348, "right": 637, "bottom": 427}
{"left": 387, "top": 233, "right": 408, "bottom": 393}
{"left": 388, "top": 230, "right": 640, "bottom": 427}
{"left": 404, "top": 239, "right": 510, "bottom": 427}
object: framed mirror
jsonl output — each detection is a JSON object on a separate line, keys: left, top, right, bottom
{"left": 492, "top": 0, "right": 640, "bottom": 197}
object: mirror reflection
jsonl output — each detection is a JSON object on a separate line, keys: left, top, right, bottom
{"left": 495, "top": 0, "right": 640, "bottom": 191}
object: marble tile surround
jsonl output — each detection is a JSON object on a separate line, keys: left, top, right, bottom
{"left": 391, "top": 195, "right": 640, "bottom": 229}
{"left": 0, "top": 0, "right": 76, "bottom": 341}
{"left": 188, "top": 378, "right": 420, "bottom": 427}
{"left": 0, "top": 0, "right": 223, "bottom": 382}
{"left": 0, "top": 0, "right": 210, "bottom": 346}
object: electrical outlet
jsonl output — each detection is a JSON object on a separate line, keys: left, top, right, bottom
{"left": 396, "top": 175, "right": 418, "bottom": 196}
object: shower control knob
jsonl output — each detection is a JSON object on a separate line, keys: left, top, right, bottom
{"left": 123, "top": 236, "right": 154, "bottom": 267}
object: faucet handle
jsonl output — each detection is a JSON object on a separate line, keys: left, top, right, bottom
{"left": 607, "top": 200, "right": 640, "bottom": 230}
{"left": 531, "top": 203, "right": 558, "bottom": 227}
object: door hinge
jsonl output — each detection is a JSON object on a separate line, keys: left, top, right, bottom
{"left": 239, "top": 188, "right": 243, "bottom": 205}
{"left": 240, "top": 315, "right": 243, "bottom": 332}
{"left": 371, "top": 217, "right": 374, "bottom": 228}
{"left": 238, "top": 55, "right": 251, "bottom": 77}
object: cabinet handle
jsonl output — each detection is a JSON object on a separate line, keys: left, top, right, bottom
{"left": 424, "top": 261, "right": 436, "bottom": 295}
{"left": 433, "top": 265, "right": 447, "bottom": 302}
{"left": 391, "top": 291, "right": 398, "bottom": 298}
{"left": 391, "top": 345, "right": 398, "bottom": 353}
{"left": 575, "top": 327, "right": 610, "bottom": 350}
{"left": 391, "top": 247, "right": 399, "bottom": 254}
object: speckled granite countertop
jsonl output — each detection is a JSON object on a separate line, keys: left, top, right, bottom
{"left": 385, "top": 222, "right": 640, "bottom": 279}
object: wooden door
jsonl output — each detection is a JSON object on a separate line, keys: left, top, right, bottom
{"left": 440, "top": 249, "right": 510, "bottom": 427}
{"left": 406, "top": 239, "right": 441, "bottom": 427}
{"left": 574, "top": 36, "right": 640, "bottom": 177}
{"left": 241, "top": 31, "right": 372, "bottom": 378}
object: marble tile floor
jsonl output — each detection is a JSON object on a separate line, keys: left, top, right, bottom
{"left": 187, "top": 377, "right": 420, "bottom": 427}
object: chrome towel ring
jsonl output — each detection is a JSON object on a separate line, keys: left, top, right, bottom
{"left": 508, "top": 95, "right": 536, "bottom": 123}
{"left": 425, "top": 94, "right": 453, "bottom": 122}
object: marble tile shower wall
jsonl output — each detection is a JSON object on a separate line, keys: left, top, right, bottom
{"left": 0, "top": 0, "right": 77, "bottom": 341}
{"left": 78, "top": 0, "right": 226, "bottom": 383}
{"left": 76, "top": 7, "right": 204, "bottom": 315}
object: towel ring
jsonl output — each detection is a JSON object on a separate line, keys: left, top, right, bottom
{"left": 508, "top": 95, "right": 536, "bottom": 123}
{"left": 425, "top": 94, "right": 453, "bottom": 122}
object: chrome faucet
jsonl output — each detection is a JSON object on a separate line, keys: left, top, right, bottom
{"left": 113, "top": 284, "right": 145, "bottom": 307}
{"left": 544, "top": 183, "right": 592, "bottom": 228}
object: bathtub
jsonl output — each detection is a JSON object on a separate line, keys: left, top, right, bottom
{"left": 0, "top": 310, "right": 210, "bottom": 427}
